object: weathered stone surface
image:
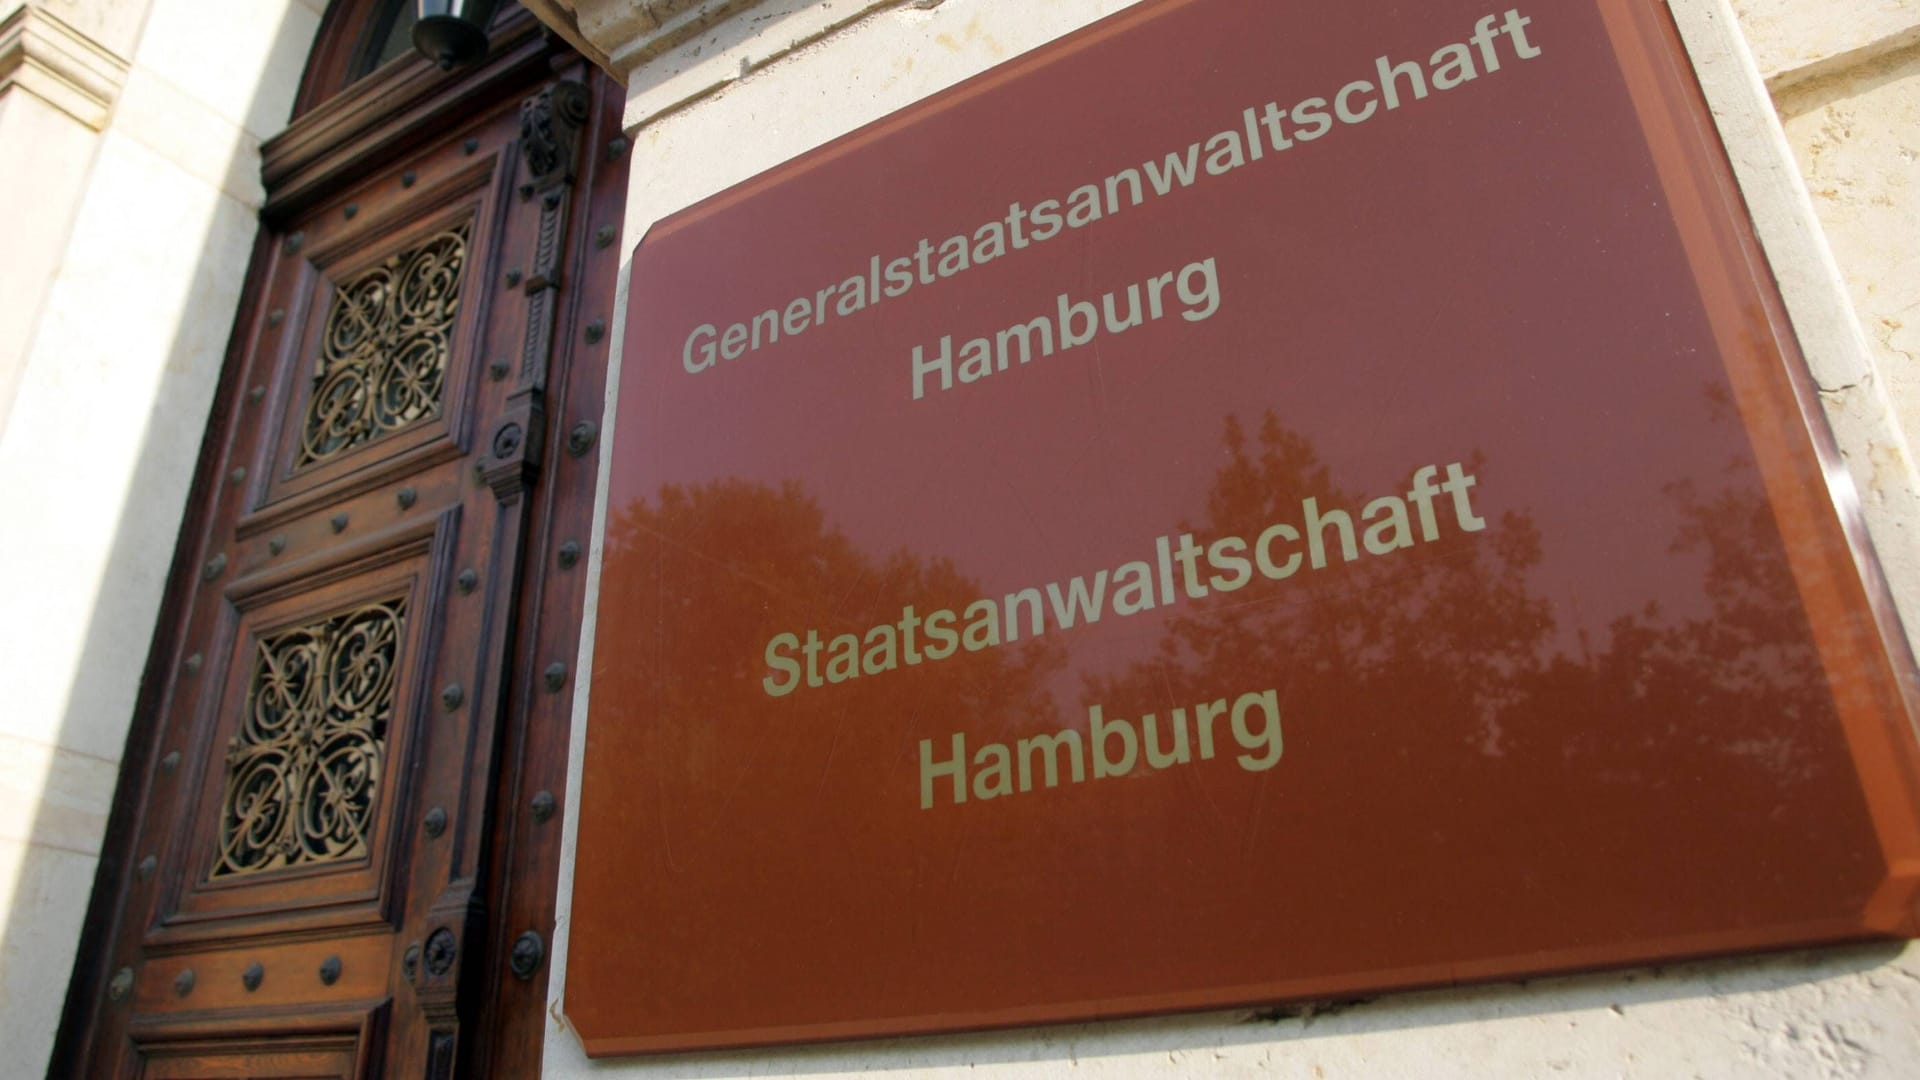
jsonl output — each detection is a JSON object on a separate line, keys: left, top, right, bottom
{"left": 1732, "top": 0, "right": 1919, "bottom": 85}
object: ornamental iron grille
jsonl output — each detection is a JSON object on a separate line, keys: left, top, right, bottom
{"left": 212, "top": 598, "right": 408, "bottom": 879}
{"left": 298, "top": 221, "right": 471, "bottom": 466}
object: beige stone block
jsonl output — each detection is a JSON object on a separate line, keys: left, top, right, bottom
{"left": 621, "top": 0, "right": 899, "bottom": 130}
{"left": 0, "top": 726, "right": 116, "bottom": 853}
{"left": 625, "top": 0, "right": 1146, "bottom": 220}
{"left": 0, "top": 130, "right": 256, "bottom": 760}
{"left": 41, "top": 0, "right": 148, "bottom": 60}
{"left": 1, "top": 3, "right": 132, "bottom": 129}
{"left": 115, "top": 63, "right": 263, "bottom": 207}
{"left": 1732, "top": 0, "right": 1920, "bottom": 86}
{"left": 0, "top": 732, "right": 117, "bottom": 854}
{"left": 608, "top": 0, "right": 1151, "bottom": 134}
{"left": 1777, "top": 46, "right": 1920, "bottom": 478}
{"left": 0, "top": 86, "right": 96, "bottom": 439}
{"left": 132, "top": 0, "right": 320, "bottom": 140}
{"left": 0, "top": 837, "right": 99, "bottom": 1080}
{"left": 565, "top": 0, "right": 714, "bottom": 76}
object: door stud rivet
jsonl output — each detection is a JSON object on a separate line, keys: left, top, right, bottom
{"left": 424, "top": 929, "right": 456, "bottom": 976}
{"left": 493, "top": 422, "right": 524, "bottom": 459}
{"left": 567, "top": 421, "right": 596, "bottom": 458}
{"left": 510, "top": 931, "right": 545, "bottom": 980}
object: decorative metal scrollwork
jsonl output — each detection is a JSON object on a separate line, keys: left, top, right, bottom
{"left": 298, "top": 223, "right": 471, "bottom": 466}
{"left": 211, "top": 599, "right": 407, "bottom": 878}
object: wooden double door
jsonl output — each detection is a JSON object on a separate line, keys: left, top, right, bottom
{"left": 53, "top": 14, "right": 626, "bottom": 1077}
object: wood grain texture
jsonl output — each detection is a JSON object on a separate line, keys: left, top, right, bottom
{"left": 52, "top": 10, "right": 626, "bottom": 1074}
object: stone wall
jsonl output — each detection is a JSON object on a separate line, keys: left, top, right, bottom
{"left": 1771, "top": 17, "right": 1920, "bottom": 595}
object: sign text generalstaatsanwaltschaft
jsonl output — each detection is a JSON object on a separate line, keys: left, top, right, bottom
{"left": 677, "top": 10, "right": 1545, "bottom": 401}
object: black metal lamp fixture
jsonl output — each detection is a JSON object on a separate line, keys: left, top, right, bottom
{"left": 413, "top": 0, "right": 502, "bottom": 69}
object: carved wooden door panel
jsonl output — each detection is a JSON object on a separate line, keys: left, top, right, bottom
{"left": 56, "top": 26, "right": 626, "bottom": 1077}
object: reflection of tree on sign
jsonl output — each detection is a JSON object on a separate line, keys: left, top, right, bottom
{"left": 600, "top": 478, "right": 1064, "bottom": 747}
{"left": 1495, "top": 383, "right": 1840, "bottom": 811}
{"left": 592, "top": 407, "right": 1882, "bottom": 978}
{"left": 1515, "top": 470, "right": 1835, "bottom": 792}
{"left": 591, "top": 480, "right": 1071, "bottom": 1018}
{"left": 1084, "top": 410, "right": 1870, "bottom": 946}
{"left": 1087, "top": 413, "right": 1553, "bottom": 752}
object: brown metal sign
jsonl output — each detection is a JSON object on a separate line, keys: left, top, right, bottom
{"left": 571, "top": 0, "right": 1920, "bottom": 1056}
